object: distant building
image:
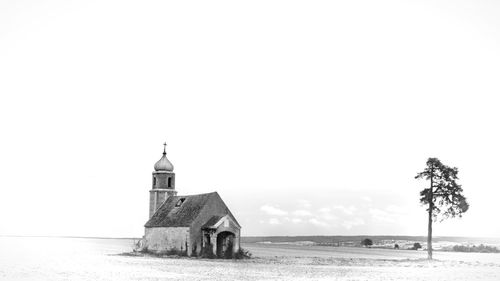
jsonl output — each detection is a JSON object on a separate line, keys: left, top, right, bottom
{"left": 141, "top": 144, "right": 241, "bottom": 258}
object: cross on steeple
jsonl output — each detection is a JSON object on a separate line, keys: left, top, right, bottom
{"left": 163, "top": 142, "right": 167, "bottom": 154}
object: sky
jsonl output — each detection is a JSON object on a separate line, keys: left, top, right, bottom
{"left": 1, "top": 0, "right": 500, "bottom": 238}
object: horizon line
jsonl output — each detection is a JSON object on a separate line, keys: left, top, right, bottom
{"left": 2, "top": 234, "right": 499, "bottom": 240}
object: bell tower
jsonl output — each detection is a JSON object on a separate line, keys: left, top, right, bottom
{"left": 149, "top": 143, "right": 177, "bottom": 218}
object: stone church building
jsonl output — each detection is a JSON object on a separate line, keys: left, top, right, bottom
{"left": 140, "top": 145, "right": 241, "bottom": 258}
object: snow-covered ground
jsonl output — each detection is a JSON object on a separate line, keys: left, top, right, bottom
{"left": 0, "top": 237, "right": 499, "bottom": 281}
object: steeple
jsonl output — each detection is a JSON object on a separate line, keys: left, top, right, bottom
{"left": 149, "top": 143, "right": 177, "bottom": 218}
{"left": 154, "top": 142, "right": 174, "bottom": 172}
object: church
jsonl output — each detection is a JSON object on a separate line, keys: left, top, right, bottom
{"left": 140, "top": 144, "right": 241, "bottom": 258}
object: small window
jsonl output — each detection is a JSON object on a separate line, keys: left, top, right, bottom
{"left": 168, "top": 177, "right": 172, "bottom": 188}
{"left": 153, "top": 177, "right": 157, "bottom": 187}
{"left": 175, "top": 198, "right": 185, "bottom": 207}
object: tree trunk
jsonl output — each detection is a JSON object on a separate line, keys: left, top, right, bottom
{"left": 427, "top": 167, "right": 434, "bottom": 260}
{"left": 427, "top": 200, "right": 433, "bottom": 259}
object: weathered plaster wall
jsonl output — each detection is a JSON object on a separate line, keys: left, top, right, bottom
{"left": 144, "top": 227, "right": 190, "bottom": 254}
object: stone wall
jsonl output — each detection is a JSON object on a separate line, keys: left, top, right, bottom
{"left": 144, "top": 227, "right": 190, "bottom": 254}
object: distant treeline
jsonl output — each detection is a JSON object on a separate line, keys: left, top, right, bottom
{"left": 241, "top": 236, "right": 500, "bottom": 245}
{"left": 445, "top": 244, "right": 500, "bottom": 253}
{"left": 242, "top": 235, "right": 426, "bottom": 243}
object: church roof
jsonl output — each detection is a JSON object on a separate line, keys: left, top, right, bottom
{"left": 201, "top": 215, "right": 224, "bottom": 229}
{"left": 145, "top": 192, "right": 240, "bottom": 228}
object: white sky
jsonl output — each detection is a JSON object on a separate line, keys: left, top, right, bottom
{"left": 1, "top": 0, "right": 499, "bottom": 238}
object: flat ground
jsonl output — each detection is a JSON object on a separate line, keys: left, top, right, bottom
{"left": 0, "top": 237, "right": 499, "bottom": 281}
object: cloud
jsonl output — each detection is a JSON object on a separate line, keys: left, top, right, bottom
{"left": 369, "top": 205, "right": 407, "bottom": 223}
{"left": 308, "top": 218, "right": 328, "bottom": 227}
{"left": 362, "top": 196, "right": 372, "bottom": 202}
{"left": 334, "top": 205, "right": 357, "bottom": 215}
{"left": 292, "top": 210, "right": 313, "bottom": 217}
{"left": 260, "top": 205, "right": 288, "bottom": 216}
{"left": 386, "top": 205, "right": 405, "bottom": 214}
{"left": 268, "top": 218, "right": 281, "bottom": 225}
{"left": 285, "top": 217, "right": 303, "bottom": 224}
{"left": 297, "top": 199, "right": 311, "bottom": 208}
{"left": 341, "top": 218, "right": 365, "bottom": 229}
{"left": 318, "top": 207, "right": 337, "bottom": 220}
{"left": 369, "top": 208, "right": 395, "bottom": 223}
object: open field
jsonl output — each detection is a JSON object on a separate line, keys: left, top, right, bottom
{"left": 1, "top": 237, "right": 499, "bottom": 281}
{"left": 242, "top": 235, "right": 500, "bottom": 250}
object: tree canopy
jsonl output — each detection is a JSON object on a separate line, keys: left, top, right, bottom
{"left": 415, "top": 158, "right": 469, "bottom": 221}
{"left": 412, "top": 242, "right": 422, "bottom": 250}
{"left": 361, "top": 238, "right": 373, "bottom": 247}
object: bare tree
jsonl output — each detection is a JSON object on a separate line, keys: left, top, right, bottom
{"left": 415, "top": 157, "right": 469, "bottom": 260}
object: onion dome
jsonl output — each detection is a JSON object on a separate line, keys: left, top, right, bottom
{"left": 154, "top": 143, "right": 174, "bottom": 171}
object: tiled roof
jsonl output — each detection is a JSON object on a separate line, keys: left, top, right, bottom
{"left": 145, "top": 192, "right": 217, "bottom": 227}
{"left": 201, "top": 216, "right": 224, "bottom": 229}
